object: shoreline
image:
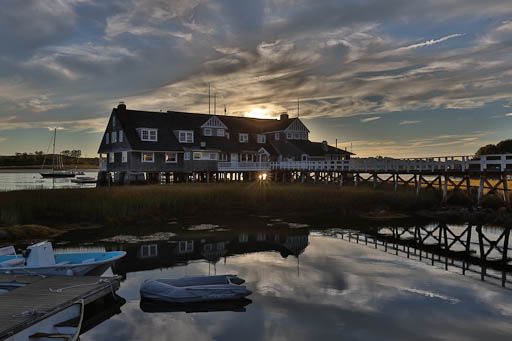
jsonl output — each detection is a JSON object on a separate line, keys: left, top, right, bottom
{"left": 0, "top": 167, "right": 99, "bottom": 173}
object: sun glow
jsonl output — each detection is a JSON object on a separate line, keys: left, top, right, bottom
{"left": 244, "top": 107, "right": 273, "bottom": 119}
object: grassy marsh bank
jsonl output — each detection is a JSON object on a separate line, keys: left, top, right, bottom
{"left": 0, "top": 183, "right": 441, "bottom": 227}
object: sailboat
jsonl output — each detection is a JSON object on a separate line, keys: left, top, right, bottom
{"left": 40, "top": 128, "right": 77, "bottom": 178}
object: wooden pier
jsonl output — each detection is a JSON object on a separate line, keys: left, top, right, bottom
{"left": 0, "top": 274, "right": 121, "bottom": 340}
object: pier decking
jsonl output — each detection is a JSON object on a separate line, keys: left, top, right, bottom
{"left": 0, "top": 274, "right": 120, "bottom": 339}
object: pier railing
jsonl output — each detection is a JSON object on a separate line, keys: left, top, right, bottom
{"left": 271, "top": 160, "right": 350, "bottom": 171}
{"left": 218, "top": 161, "right": 271, "bottom": 171}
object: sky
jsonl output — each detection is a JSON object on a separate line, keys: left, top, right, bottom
{"left": 1, "top": 0, "right": 512, "bottom": 157}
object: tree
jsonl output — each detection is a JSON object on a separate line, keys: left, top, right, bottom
{"left": 476, "top": 139, "right": 512, "bottom": 155}
{"left": 70, "top": 150, "right": 82, "bottom": 158}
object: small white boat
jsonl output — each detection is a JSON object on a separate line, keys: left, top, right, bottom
{"left": 6, "top": 300, "right": 84, "bottom": 341}
{"left": 70, "top": 176, "right": 96, "bottom": 184}
{"left": 0, "top": 242, "right": 126, "bottom": 276}
{"left": 140, "top": 275, "right": 252, "bottom": 303}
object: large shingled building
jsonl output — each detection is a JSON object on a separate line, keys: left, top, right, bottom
{"left": 98, "top": 103, "right": 352, "bottom": 184}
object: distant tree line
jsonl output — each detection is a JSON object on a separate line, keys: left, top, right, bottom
{"left": 0, "top": 150, "right": 98, "bottom": 168}
{"left": 476, "top": 139, "right": 512, "bottom": 156}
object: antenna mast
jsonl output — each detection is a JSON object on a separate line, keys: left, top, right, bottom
{"left": 297, "top": 97, "right": 300, "bottom": 118}
{"left": 208, "top": 84, "right": 211, "bottom": 115}
{"left": 214, "top": 93, "right": 216, "bottom": 115}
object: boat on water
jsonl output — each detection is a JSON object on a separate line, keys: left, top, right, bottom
{"left": 140, "top": 274, "right": 252, "bottom": 303}
{"left": 71, "top": 176, "right": 96, "bottom": 184}
{"left": 0, "top": 242, "right": 126, "bottom": 276}
{"left": 39, "top": 128, "right": 81, "bottom": 178}
{"left": 6, "top": 300, "right": 84, "bottom": 341}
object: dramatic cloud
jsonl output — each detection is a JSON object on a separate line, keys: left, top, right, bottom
{"left": 1, "top": 0, "right": 512, "bottom": 156}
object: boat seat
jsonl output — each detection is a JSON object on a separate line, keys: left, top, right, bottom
{"left": 0, "top": 258, "right": 24, "bottom": 268}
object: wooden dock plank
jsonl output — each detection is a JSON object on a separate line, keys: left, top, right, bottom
{"left": 0, "top": 275, "right": 120, "bottom": 339}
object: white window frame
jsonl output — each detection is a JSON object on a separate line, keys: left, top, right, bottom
{"left": 108, "top": 152, "right": 114, "bottom": 163}
{"left": 257, "top": 134, "right": 266, "bottom": 144}
{"left": 286, "top": 132, "right": 293, "bottom": 139}
{"left": 178, "top": 240, "right": 194, "bottom": 253}
{"left": 217, "top": 129, "right": 225, "bottom": 137}
{"left": 275, "top": 132, "right": 280, "bottom": 140}
{"left": 204, "top": 128, "right": 212, "bottom": 136}
{"left": 122, "top": 151, "right": 127, "bottom": 163}
{"left": 193, "top": 152, "right": 202, "bottom": 160}
{"left": 239, "top": 133, "right": 248, "bottom": 143}
{"left": 140, "top": 244, "right": 158, "bottom": 258}
{"left": 165, "top": 152, "right": 178, "bottom": 163}
{"left": 111, "top": 131, "right": 117, "bottom": 143}
{"left": 119, "top": 130, "right": 124, "bottom": 142}
{"left": 209, "top": 152, "right": 218, "bottom": 160}
{"left": 105, "top": 133, "right": 110, "bottom": 144}
{"left": 140, "top": 128, "right": 158, "bottom": 141}
{"left": 141, "top": 152, "right": 155, "bottom": 163}
{"left": 184, "top": 152, "right": 191, "bottom": 160}
{"left": 178, "top": 130, "right": 194, "bottom": 143}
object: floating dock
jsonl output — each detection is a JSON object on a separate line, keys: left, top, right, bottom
{"left": 0, "top": 274, "right": 121, "bottom": 340}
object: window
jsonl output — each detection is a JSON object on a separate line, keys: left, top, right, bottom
{"left": 140, "top": 244, "right": 158, "bottom": 258}
{"left": 178, "top": 240, "right": 194, "bottom": 253}
{"left": 220, "top": 153, "right": 228, "bottom": 161}
{"left": 184, "top": 152, "right": 190, "bottom": 160}
{"left": 122, "top": 151, "right": 127, "bottom": 163}
{"left": 108, "top": 152, "right": 114, "bottom": 163}
{"left": 178, "top": 130, "right": 194, "bottom": 143}
{"left": 141, "top": 152, "right": 154, "bottom": 163}
{"left": 294, "top": 132, "right": 300, "bottom": 139}
{"left": 140, "top": 128, "right": 158, "bottom": 141}
{"left": 301, "top": 133, "right": 307, "bottom": 140}
{"left": 111, "top": 131, "right": 117, "bottom": 143}
{"left": 193, "top": 152, "right": 202, "bottom": 160}
{"left": 209, "top": 153, "right": 218, "bottom": 160}
{"left": 257, "top": 134, "right": 266, "bottom": 144}
{"left": 112, "top": 116, "right": 117, "bottom": 128}
{"left": 301, "top": 154, "right": 308, "bottom": 161}
{"left": 286, "top": 132, "right": 293, "bottom": 139}
{"left": 119, "top": 130, "right": 124, "bottom": 142}
{"left": 217, "top": 129, "right": 225, "bottom": 137}
{"left": 275, "top": 132, "right": 280, "bottom": 140}
{"left": 165, "top": 152, "right": 177, "bottom": 163}
{"left": 105, "top": 133, "right": 110, "bottom": 144}
{"left": 204, "top": 128, "right": 212, "bottom": 136}
{"left": 239, "top": 133, "right": 248, "bottom": 143}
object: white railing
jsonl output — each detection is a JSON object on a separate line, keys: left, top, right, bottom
{"left": 218, "top": 161, "right": 271, "bottom": 171}
{"left": 271, "top": 160, "right": 350, "bottom": 171}
{"left": 348, "top": 154, "right": 512, "bottom": 173}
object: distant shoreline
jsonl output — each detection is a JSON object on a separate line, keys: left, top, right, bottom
{"left": 0, "top": 167, "right": 99, "bottom": 173}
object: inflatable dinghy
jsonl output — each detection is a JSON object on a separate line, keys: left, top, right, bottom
{"left": 140, "top": 274, "right": 252, "bottom": 303}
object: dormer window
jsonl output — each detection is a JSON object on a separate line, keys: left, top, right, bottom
{"left": 257, "top": 134, "right": 266, "bottom": 144}
{"left": 105, "top": 133, "right": 110, "bottom": 144}
{"left": 140, "top": 128, "right": 158, "bottom": 141}
{"left": 239, "top": 133, "right": 248, "bottom": 143}
{"left": 217, "top": 129, "right": 225, "bottom": 137}
{"left": 179, "top": 130, "right": 194, "bottom": 143}
{"left": 204, "top": 128, "right": 212, "bottom": 136}
{"left": 111, "top": 131, "right": 117, "bottom": 143}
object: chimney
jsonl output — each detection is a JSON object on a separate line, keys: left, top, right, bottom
{"left": 117, "top": 101, "right": 126, "bottom": 111}
{"left": 280, "top": 112, "right": 289, "bottom": 121}
{"left": 322, "top": 140, "right": 328, "bottom": 152}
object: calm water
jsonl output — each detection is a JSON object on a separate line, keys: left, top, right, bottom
{"left": 43, "top": 222, "right": 512, "bottom": 340}
{"left": 0, "top": 170, "right": 97, "bottom": 191}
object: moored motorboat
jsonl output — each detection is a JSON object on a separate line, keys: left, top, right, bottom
{"left": 0, "top": 242, "right": 126, "bottom": 276}
{"left": 71, "top": 176, "right": 96, "bottom": 184}
{"left": 140, "top": 274, "right": 252, "bottom": 303}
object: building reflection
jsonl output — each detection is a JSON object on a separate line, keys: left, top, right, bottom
{"left": 105, "top": 229, "right": 309, "bottom": 278}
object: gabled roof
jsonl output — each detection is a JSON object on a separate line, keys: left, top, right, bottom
{"left": 99, "top": 106, "right": 299, "bottom": 153}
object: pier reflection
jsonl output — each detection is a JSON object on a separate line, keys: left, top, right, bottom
{"left": 322, "top": 223, "right": 512, "bottom": 288}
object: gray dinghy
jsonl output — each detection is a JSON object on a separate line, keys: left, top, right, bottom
{"left": 140, "top": 275, "right": 252, "bottom": 303}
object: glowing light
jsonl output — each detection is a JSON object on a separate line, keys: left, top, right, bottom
{"left": 245, "top": 107, "right": 273, "bottom": 119}
{"left": 258, "top": 173, "right": 268, "bottom": 181}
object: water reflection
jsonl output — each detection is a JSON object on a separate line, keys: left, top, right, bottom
{"left": 140, "top": 298, "right": 253, "bottom": 313}
{"left": 69, "top": 224, "right": 512, "bottom": 340}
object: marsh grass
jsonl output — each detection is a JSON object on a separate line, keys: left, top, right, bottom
{"left": 0, "top": 183, "right": 444, "bottom": 225}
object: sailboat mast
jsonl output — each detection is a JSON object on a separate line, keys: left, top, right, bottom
{"left": 52, "top": 128, "right": 56, "bottom": 172}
